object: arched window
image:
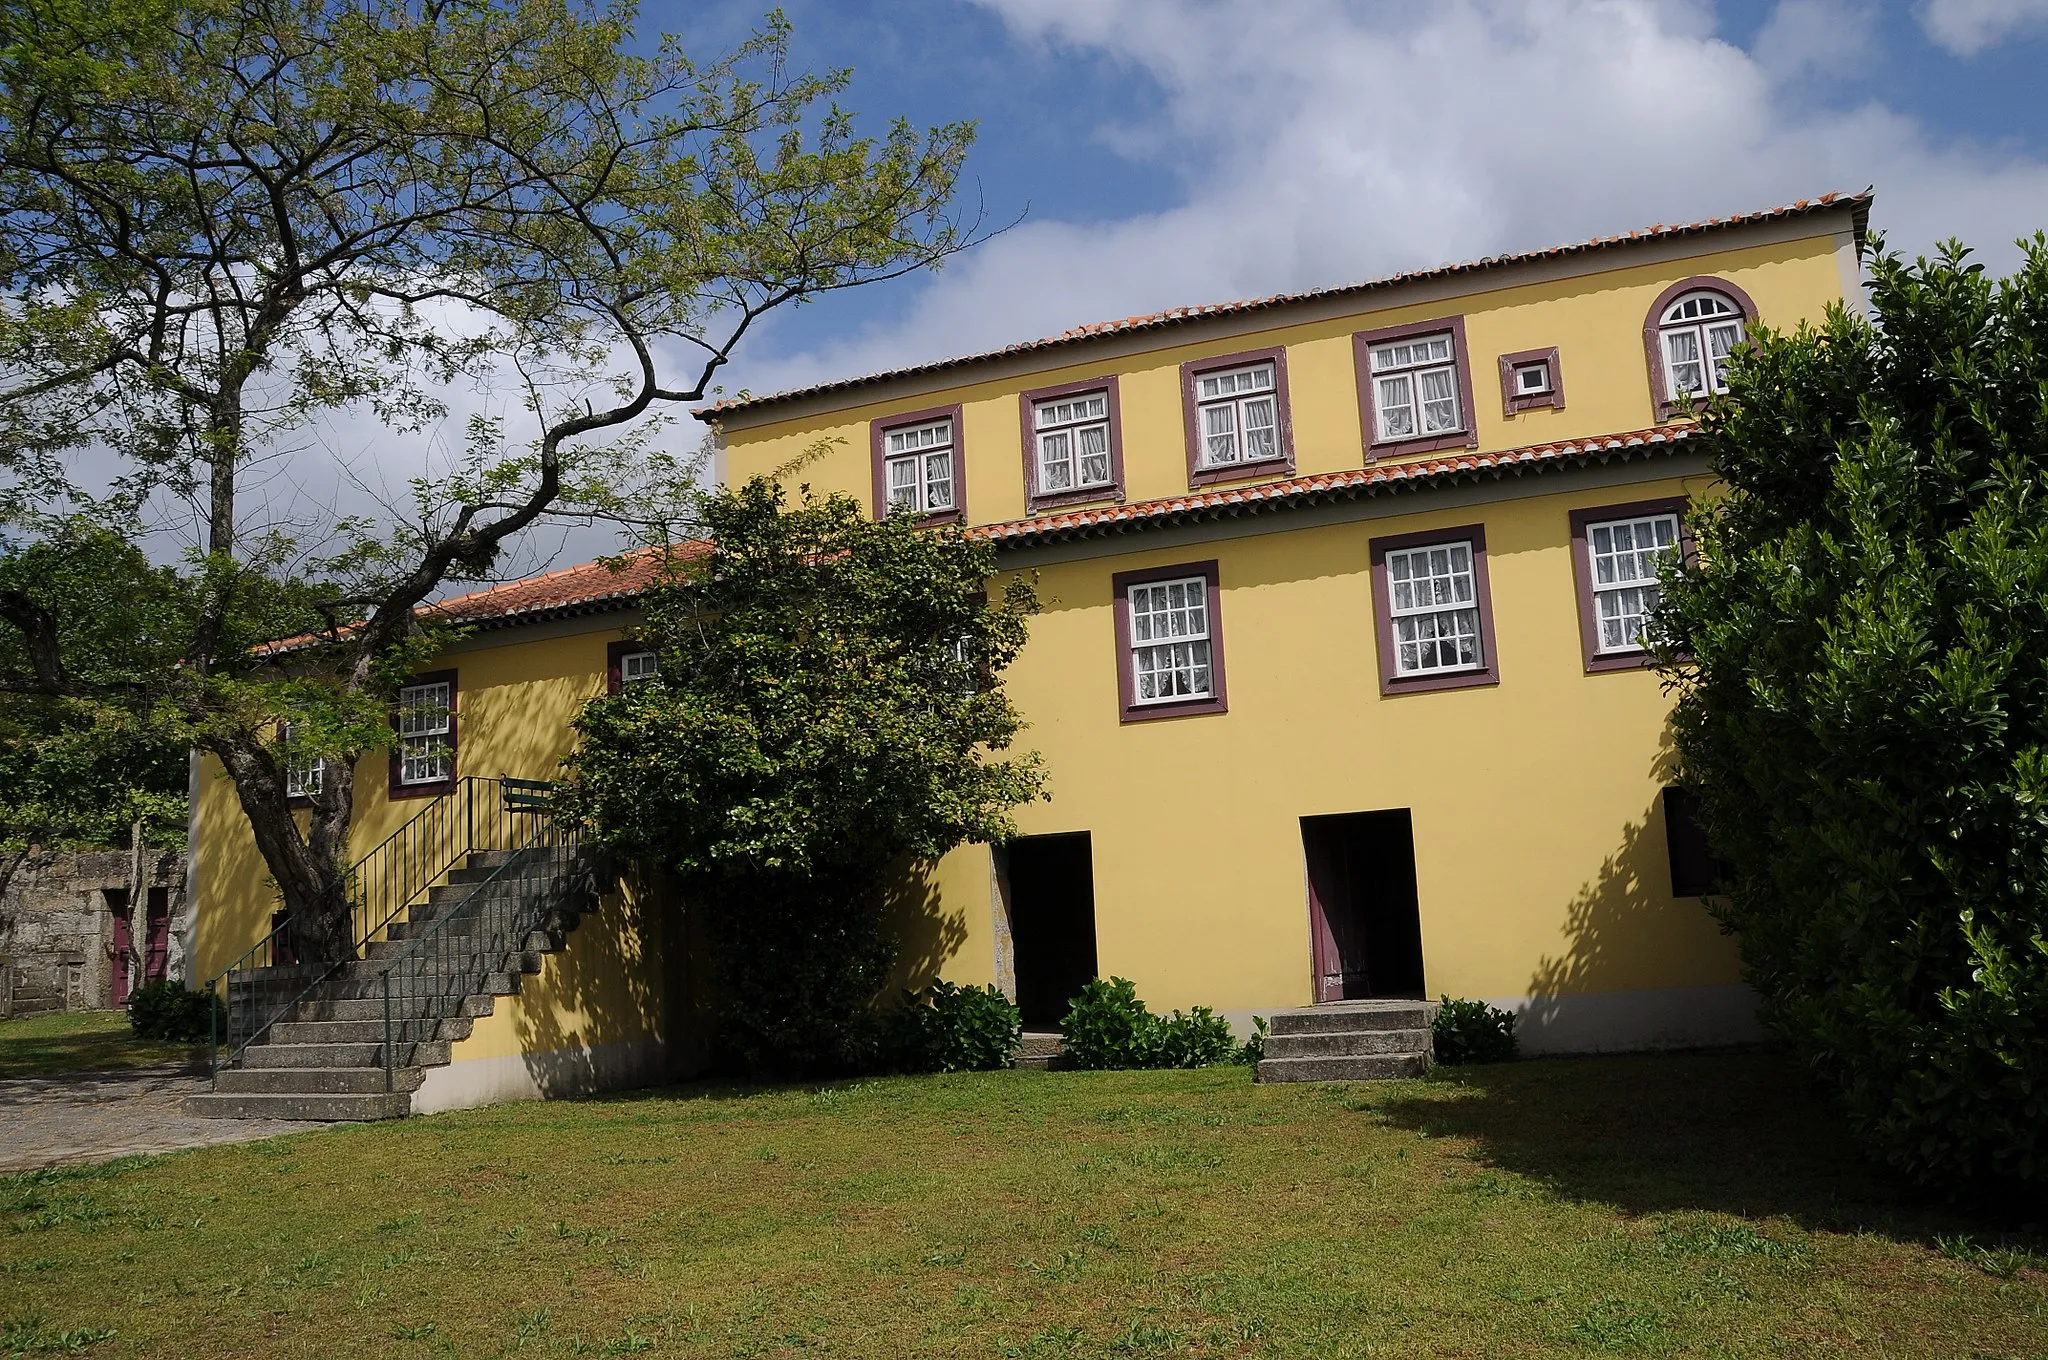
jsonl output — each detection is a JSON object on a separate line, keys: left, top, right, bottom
{"left": 1655, "top": 289, "right": 1746, "bottom": 401}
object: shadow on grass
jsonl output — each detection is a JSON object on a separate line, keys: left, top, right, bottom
{"left": 1368, "top": 1048, "right": 2043, "bottom": 1244}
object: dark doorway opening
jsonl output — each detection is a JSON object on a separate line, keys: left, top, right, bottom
{"left": 1301, "top": 810, "right": 1425, "bottom": 1002}
{"left": 1003, "top": 832, "right": 1099, "bottom": 1028}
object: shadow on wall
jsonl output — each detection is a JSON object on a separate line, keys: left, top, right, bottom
{"left": 881, "top": 865, "right": 968, "bottom": 999}
{"left": 511, "top": 858, "right": 681, "bottom": 1097}
{"left": 1518, "top": 730, "right": 1757, "bottom": 1053}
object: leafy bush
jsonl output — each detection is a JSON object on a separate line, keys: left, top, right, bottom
{"left": 1655, "top": 237, "right": 2048, "bottom": 1192}
{"left": 1059, "top": 977, "right": 1248, "bottom": 1070}
{"left": 882, "top": 981, "right": 1022, "bottom": 1073}
{"left": 127, "top": 982, "right": 224, "bottom": 1043}
{"left": 1060, "top": 977, "right": 1156, "bottom": 1070}
{"left": 1432, "top": 996, "right": 1518, "bottom": 1065}
{"left": 1232, "top": 1015, "right": 1271, "bottom": 1066}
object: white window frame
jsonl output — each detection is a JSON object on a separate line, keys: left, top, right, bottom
{"left": 1126, "top": 576, "right": 1214, "bottom": 705}
{"left": 1586, "top": 512, "right": 1680, "bottom": 655}
{"left": 396, "top": 680, "right": 453, "bottom": 787}
{"left": 1032, "top": 389, "right": 1114, "bottom": 495}
{"left": 617, "top": 650, "right": 658, "bottom": 685}
{"left": 1384, "top": 540, "right": 1484, "bottom": 677}
{"left": 1192, "top": 362, "right": 1280, "bottom": 469}
{"left": 1513, "top": 360, "right": 1552, "bottom": 396}
{"left": 281, "top": 721, "right": 323, "bottom": 799}
{"left": 1659, "top": 291, "right": 1746, "bottom": 401}
{"left": 1369, "top": 332, "right": 1464, "bottom": 443}
{"left": 883, "top": 417, "right": 957, "bottom": 515}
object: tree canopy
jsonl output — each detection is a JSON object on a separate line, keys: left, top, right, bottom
{"left": 1657, "top": 235, "right": 2048, "bottom": 1194}
{"left": 0, "top": 0, "right": 978, "bottom": 961}
{"left": 566, "top": 479, "right": 1044, "bottom": 1076}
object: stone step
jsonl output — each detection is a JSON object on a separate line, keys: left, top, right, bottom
{"left": 1261, "top": 1028, "right": 1432, "bottom": 1059}
{"left": 184, "top": 1090, "right": 412, "bottom": 1122}
{"left": 1014, "top": 1031, "right": 1063, "bottom": 1071}
{"left": 294, "top": 994, "right": 496, "bottom": 1024}
{"left": 326, "top": 970, "right": 523, "bottom": 1000}
{"left": 1255, "top": 1053, "right": 1430, "bottom": 1083}
{"left": 267, "top": 1016, "right": 474, "bottom": 1046}
{"left": 238, "top": 1039, "right": 449, "bottom": 1069}
{"left": 214, "top": 1066, "right": 425, "bottom": 1095}
{"left": 369, "top": 926, "right": 562, "bottom": 958}
{"left": 1266, "top": 1002, "right": 1433, "bottom": 1036}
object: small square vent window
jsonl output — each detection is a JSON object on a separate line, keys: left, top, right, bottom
{"left": 1498, "top": 348, "right": 1564, "bottom": 415}
{"left": 1515, "top": 362, "right": 1551, "bottom": 394}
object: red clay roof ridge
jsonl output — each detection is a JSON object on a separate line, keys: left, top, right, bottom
{"left": 696, "top": 191, "right": 1870, "bottom": 422}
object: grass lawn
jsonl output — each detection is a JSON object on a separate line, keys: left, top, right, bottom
{"left": 0, "top": 1010, "right": 200, "bottom": 1081}
{"left": 1, "top": 1051, "right": 2043, "bottom": 1358}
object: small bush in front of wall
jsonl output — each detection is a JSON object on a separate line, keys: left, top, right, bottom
{"left": 882, "top": 981, "right": 1022, "bottom": 1073}
{"left": 1060, "top": 977, "right": 1158, "bottom": 1070}
{"left": 127, "top": 982, "right": 225, "bottom": 1043}
{"left": 1432, "top": 996, "right": 1519, "bottom": 1065}
{"left": 1232, "top": 1016, "right": 1271, "bottom": 1066}
{"left": 1060, "top": 977, "right": 1253, "bottom": 1071}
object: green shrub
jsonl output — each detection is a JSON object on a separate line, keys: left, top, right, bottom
{"left": 1232, "top": 1015, "right": 1270, "bottom": 1066}
{"left": 1655, "top": 238, "right": 2048, "bottom": 1192}
{"left": 882, "top": 981, "right": 1022, "bottom": 1073}
{"left": 1060, "top": 977, "right": 1156, "bottom": 1070}
{"left": 127, "top": 981, "right": 224, "bottom": 1043}
{"left": 1432, "top": 996, "right": 1518, "bottom": 1065}
{"left": 1059, "top": 978, "right": 1248, "bottom": 1070}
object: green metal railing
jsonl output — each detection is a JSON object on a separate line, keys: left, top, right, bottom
{"left": 204, "top": 777, "right": 563, "bottom": 1078}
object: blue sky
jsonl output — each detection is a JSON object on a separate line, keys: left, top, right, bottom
{"left": 660, "top": 0, "right": 2048, "bottom": 405}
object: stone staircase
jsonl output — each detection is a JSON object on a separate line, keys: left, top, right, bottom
{"left": 185, "top": 848, "right": 596, "bottom": 1122}
{"left": 1014, "top": 1031, "right": 1063, "bottom": 1070}
{"left": 1254, "top": 1000, "right": 1434, "bottom": 1082}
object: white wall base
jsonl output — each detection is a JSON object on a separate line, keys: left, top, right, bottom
{"left": 1487, "top": 983, "right": 1764, "bottom": 1055}
{"left": 1222, "top": 984, "right": 1764, "bottom": 1055}
{"left": 411, "top": 1033, "right": 672, "bottom": 1115}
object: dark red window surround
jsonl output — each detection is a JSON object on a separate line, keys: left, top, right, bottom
{"left": 1019, "top": 375, "right": 1126, "bottom": 512}
{"left": 1179, "top": 346, "right": 1295, "bottom": 490}
{"left": 605, "top": 639, "right": 656, "bottom": 696}
{"left": 1497, "top": 345, "right": 1565, "bottom": 416}
{"left": 1353, "top": 315, "right": 1481, "bottom": 461}
{"left": 1642, "top": 275, "right": 1759, "bottom": 422}
{"left": 1367, "top": 524, "right": 1501, "bottom": 697}
{"left": 1568, "top": 497, "right": 1693, "bottom": 674}
{"left": 1110, "top": 559, "right": 1228, "bottom": 723}
{"left": 868, "top": 403, "right": 967, "bottom": 526}
{"left": 387, "top": 667, "right": 458, "bottom": 800}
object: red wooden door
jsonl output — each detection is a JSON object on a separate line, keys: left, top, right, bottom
{"left": 1303, "top": 821, "right": 1370, "bottom": 1002}
{"left": 144, "top": 888, "right": 171, "bottom": 986}
{"left": 108, "top": 895, "right": 134, "bottom": 1006}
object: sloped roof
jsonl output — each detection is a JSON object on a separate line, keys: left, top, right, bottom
{"left": 966, "top": 427, "right": 1695, "bottom": 549}
{"left": 273, "top": 425, "right": 1694, "bottom": 643}
{"left": 697, "top": 191, "right": 1871, "bottom": 423}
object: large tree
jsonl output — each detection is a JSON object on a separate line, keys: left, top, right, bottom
{"left": 0, "top": 0, "right": 977, "bottom": 962}
{"left": 566, "top": 480, "right": 1044, "bottom": 1077}
{"left": 1656, "top": 236, "right": 2048, "bottom": 1194}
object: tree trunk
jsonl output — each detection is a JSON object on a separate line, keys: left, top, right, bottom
{"left": 205, "top": 734, "right": 356, "bottom": 966}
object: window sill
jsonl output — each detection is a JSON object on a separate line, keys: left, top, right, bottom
{"left": 1379, "top": 666, "right": 1498, "bottom": 697}
{"left": 1028, "top": 483, "right": 1123, "bottom": 514}
{"left": 389, "top": 778, "right": 457, "bottom": 801}
{"left": 1120, "top": 693, "right": 1228, "bottom": 724}
{"left": 1186, "top": 455, "right": 1293, "bottom": 490}
{"left": 882, "top": 507, "right": 965, "bottom": 527}
{"left": 1367, "top": 428, "right": 1477, "bottom": 460}
{"left": 1504, "top": 394, "right": 1564, "bottom": 415}
{"left": 1585, "top": 647, "right": 1656, "bottom": 674}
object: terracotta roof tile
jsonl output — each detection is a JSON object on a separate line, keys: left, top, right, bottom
{"left": 965, "top": 427, "right": 1695, "bottom": 548}
{"left": 697, "top": 191, "right": 1871, "bottom": 422}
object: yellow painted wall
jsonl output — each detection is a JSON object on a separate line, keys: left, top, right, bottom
{"left": 942, "top": 470, "right": 1728, "bottom": 1013}
{"left": 193, "top": 621, "right": 676, "bottom": 1060}
{"left": 714, "top": 230, "right": 1850, "bottom": 527}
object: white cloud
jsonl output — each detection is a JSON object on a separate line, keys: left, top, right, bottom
{"left": 727, "top": 0, "right": 2048, "bottom": 401}
{"left": 1918, "top": 0, "right": 2048, "bottom": 55}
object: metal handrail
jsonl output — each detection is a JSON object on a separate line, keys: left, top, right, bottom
{"left": 203, "top": 776, "right": 557, "bottom": 1079}
{"left": 374, "top": 813, "right": 589, "bottom": 1091}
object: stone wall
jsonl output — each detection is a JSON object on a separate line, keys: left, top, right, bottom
{"left": 0, "top": 849, "right": 187, "bottom": 1019}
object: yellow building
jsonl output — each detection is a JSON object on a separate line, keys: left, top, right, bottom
{"left": 190, "top": 192, "right": 1870, "bottom": 1113}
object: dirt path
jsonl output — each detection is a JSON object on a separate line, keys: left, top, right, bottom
{"left": 0, "top": 1062, "right": 327, "bottom": 1173}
